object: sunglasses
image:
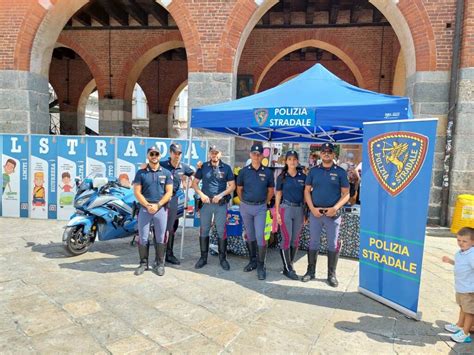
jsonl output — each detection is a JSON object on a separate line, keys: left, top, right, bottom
{"left": 148, "top": 152, "right": 160, "bottom": 157}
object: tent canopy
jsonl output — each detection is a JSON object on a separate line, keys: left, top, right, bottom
{"left": 191, "top": 64, "right": 413, "bottom": 143}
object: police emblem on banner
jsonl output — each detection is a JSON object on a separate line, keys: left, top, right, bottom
{"left": 368, "top": 131, "right": 428, "bottom": 196}
{"left": 254, "top": 108, "right": 268, "bottom": 126}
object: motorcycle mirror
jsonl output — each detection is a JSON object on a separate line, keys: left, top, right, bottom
{"left": 75, "top": 177, "right": 81, "bottom": 187}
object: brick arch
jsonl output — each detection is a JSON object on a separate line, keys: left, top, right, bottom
{"left": 54, "top": 38, "right": 105, "bottom": 98}
{"left": 370, "top": 0, "right": 436, "bottom": 74}
{"left": 27, "top": 0, "right": 198, "bottom": 77}
{"left": 217, "top": 0, "right": 435, "bottom": 77}
{"left": 167, "top": 80, "right": 188, "bottom": 137}
{"left": 217, "top": 0, "right": 278, "bottom": 74}
{"left": 119, "top": 36, "right": 185, "bottom": 101}
{"left": 77, "top": 78, "right": 97, "bottom": 135}
{"left": 255, "top": 38, "right": 369, "bottom": 93}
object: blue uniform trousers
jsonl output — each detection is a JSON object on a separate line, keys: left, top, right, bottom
{"left": 199, "top": 203, "right": 227, "bottom": 239}
{"left": 308, "top": 214, "right": 341, "bottom": 252}
{"left": 137, "top": 206, "right": 168, "bottom": 245}
{"left": 240, "top": 202, "right": 267, "bottom": 247}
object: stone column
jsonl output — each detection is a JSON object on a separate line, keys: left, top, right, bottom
{"left": 59, "top": 109, "right": 80, "bottom": 135}
{"left": 406, "top": 71, "right": 450, "bottom": 225}
{"left": 98, "top": 99, "right": 132, "bottom": 136}
{"left": 188, "top": 72, "right": 236, "bottom": 165}
{"left": 0, "top": 71, "right": 50, "bottom": 133}
{"left": 449, "top": 68, "right": 474, "bottom": 219}
{"left": 149, "top": 113, "right": 167, "bottom": 138}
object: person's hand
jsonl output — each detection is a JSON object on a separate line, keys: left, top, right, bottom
{"left": 276, "top": 213, "right": 282, "bottom": 225}
{"left": 196, "top": 161, "right": 203, "bottom": 169}
{"left": 140, "top": 163, "right": 147, "bottom": 170}
{"left": 212, "top": 195, "right": 222, "bottom": 204}
{"left": 147, "top": 204, "right": 158, "bottom": 214}
{"left": 201, "top": 194, "right": 210, "bottom": 204}
{"left": 325, "top": 207, "right": 337, "bottom": 217}
{"left": 442, "top": 256, "right": 453, "bottom": 264}
{"left": 311, "top": 207, "right": 323, "bottom": 218}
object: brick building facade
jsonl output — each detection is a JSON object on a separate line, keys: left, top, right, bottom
{"left": 0, "top": 0, "right": 472, "bottom": 225}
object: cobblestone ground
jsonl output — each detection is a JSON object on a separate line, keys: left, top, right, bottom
{"left": 0, "top": 218, "right": 472, "bottom": 354}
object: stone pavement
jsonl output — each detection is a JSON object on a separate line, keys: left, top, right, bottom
{"left": 0, "top": 218, "right": 472, "bottom": 354}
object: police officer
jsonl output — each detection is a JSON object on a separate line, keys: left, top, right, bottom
{"left": 192, "top": 145, "right": 235, "bottom": 270}
{"left": 303, "top": 143, "right": 349, "bottom": 287}
{"left": 161, "top": 143, "right": 194, "bottom": 265}
{"left": 133, "top": 147, "right": 173, "bottom": 276}
{"left": 237, "top": 143, "right": 274, "bottom": 280}
{"left": 274, "top": 150, "right": 306, "bottom": 280}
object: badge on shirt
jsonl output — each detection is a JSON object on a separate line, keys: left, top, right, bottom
{"left": 259, "top": 173, "right": 266, "bottom": 181}
{"left": 159, "top": 176, "right": 166, "bottom": 184}
{"left": 298, "top": 179, "right": 305, "bottom": 185}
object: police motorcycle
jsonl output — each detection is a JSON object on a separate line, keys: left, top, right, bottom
{"left": 63, "top": 176, "right": 138, "bottom": 256}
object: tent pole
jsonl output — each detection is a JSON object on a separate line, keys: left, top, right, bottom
{"left": 179, "top": 128, "right": 193, "bottom": 259}
{"left": 180, "top": 127, "right": 193, "bottom": 260}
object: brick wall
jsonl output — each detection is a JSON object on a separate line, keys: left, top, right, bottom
{"left": 238, "top": 27, "right": 398, "bottom": 93}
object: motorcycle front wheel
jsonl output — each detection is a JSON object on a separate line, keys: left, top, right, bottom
{"left": 64, "top": 226, "right": 94, "bottom": 256}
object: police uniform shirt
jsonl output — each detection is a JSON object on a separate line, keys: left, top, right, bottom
{"left": 305, "top": 164, "right": 349, "bottom": 208}
{"left": 237, "top": 165, "right": 275, "bottom": 203}
{"left": 161, "top": 159, "right": 194, "bottom": 195}
{"left": 276, "top": 171, "right": 306, "bottom": 204}
{"left": 195, "top": 160, "right": 234, "bottom": 198}
{"left": 133, "top": 165, "right": 173, "bottom": 203}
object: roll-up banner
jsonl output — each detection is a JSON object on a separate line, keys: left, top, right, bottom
{"left": 57, "top": 136, "right": 86, "bottom": 220}
{"left": 2, "top": 135, "right": 29, "bottom": 218}
{"left": 30, "top": 135, "right": 58, "bottom": 219}
{"left": 86, "top": 137, "right": 116, "bottom": 179}
{"left": 358, "top": 118, "right": 438, "bottom": 320}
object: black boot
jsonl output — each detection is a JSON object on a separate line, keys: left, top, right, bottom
{"left": 218, "top": 238, "right": 230, "bottom": 271}
{"left": 257, "top": 245, "right": 267, "bottom": 280}
{"left": 243, "top": 240, "right": 258, "bottom": 272}
{"left": 290, "top": 246, "right": 298, "bottom": 264}
{"left": 153, "top": 243, "right": 166, "bottom": 276}
{"left": 194, "top": 237, "right": 209, "bottom": 269}
{"left": 134, "top": 243, "right": 149, "bottom": 276}
{"left": 301, "top": 250, "right": 317, "bottom": 282}
{"left": 165, "top": 232, "right": 181, "bottom": 265}
{"left": 327, "top": 251, "right": 339, "bottom": 287}
{"left": 280, "top": 249, "right": 299, "bottom": 280}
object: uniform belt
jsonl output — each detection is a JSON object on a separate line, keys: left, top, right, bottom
{"left": 242, "top": 200, "right": 266, "bottom": 205}
{"left": 282, "top": 200, "right": 303, "bottom": 207}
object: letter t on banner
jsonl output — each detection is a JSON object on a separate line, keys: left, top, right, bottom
{"left": 358, "top": 118, "right": 438, "bottom": 320}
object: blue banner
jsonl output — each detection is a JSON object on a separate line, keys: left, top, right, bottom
{"left": 57, "top": 136, "right": 86, "bottom": 220}
{"left": 116, "top": 137, "right": 147, "bottom": 187}
{"left": 86, "top": 137, "right": 116, "bottom": 178}
{"left": 30, "top": 135, "right": 58, "bottom": 219}
{"left": 145, "top": 138, "right": 207, "bottom": 168}
{"left": 359, "top": 118, "right": 438, "bottom": 319}
{"left": 2, "top": 135, "right": 29, "bottom": 218}
{"left": 253, "top": 107, "right": 315, "bottom": 127}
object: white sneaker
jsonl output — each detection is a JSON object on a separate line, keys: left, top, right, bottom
{"left": 450, "top": 331, "right": 472, "bottom": 343}
{"left": 444, "top": 323, "right": 462, "bottom": 333}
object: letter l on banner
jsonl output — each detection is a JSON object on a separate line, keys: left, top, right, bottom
{"left": 358, "top": 118, "right": 438, "bottom": 320}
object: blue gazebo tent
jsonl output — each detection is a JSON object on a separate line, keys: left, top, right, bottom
{"left": 191, "top": 64, "right": 413, "bottom": 143}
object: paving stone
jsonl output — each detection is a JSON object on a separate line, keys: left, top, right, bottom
{"left": 63, "top": 299, "right": 102, "bottom": 318}
{"left": 139, "top": 315, "right": 200, "bottom": 347}
{"left": 0, "top": 330, "right": 34, "bottom": 354}
{"left": 105, "top": 333, "right": 157, "bottom": 354}
{"left": 30, "top": 325, "right": 104, "bottom": 354}
{"left": 165, "top": 334, "right": 223, "bottom": 354}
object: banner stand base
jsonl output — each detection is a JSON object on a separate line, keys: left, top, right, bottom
{"left": 358, "top": 286, "right": 422, "bottom": 321}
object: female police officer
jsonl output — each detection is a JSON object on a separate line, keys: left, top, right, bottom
{"left": 133, "top": 147, "right": 173, "bottom": 276}
{"left": 236, "top": 143, "right": 274, "bottom": 280}
{"left": 274, "top": 150, "right": 306, "bottom": 280}
{"left": 303, "top": 143, "right": 349, "bottom": 287}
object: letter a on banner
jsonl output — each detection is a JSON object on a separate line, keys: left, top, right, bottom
{"left": 358, "top": 118, "right": 437, "bottom": 320}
